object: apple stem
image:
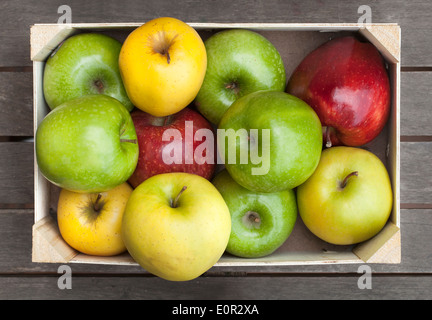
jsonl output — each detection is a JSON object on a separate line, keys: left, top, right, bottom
{"left": 325, "top": 126, "right": 332, "bottom": 148}
{"left": 93, "top": 193, "right": 103, "bottom": 212}
{"left": 341, "top": 171, "right": 358, "bottom": 189}
{"left": 242, "top": 211, "right": 261, "bottom": 229}
{"left": 225, "top": 81, "right": 240, "bottom": 95}
{"left": 172, "top": 186, "right": 187, "bottom": 208}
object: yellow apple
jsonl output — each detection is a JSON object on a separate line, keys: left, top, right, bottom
{"left": 122, "top": 172, "right": 231, "bottom": 281}
{"left": 119, "top": 17, "right": 207, "bottom": 117}
{"left": 57, "top": 182, "right": 133, "bottom": 256}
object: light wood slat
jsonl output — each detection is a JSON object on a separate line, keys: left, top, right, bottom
{"left": 401, "top": 72, "right": 432, "bottom": 136}
{"left": 0, "top": 72, "right": 33, "bottom": 136}
{"left": 1, "top": 274, "right": 432, "bottom": 299}
{"left": 0, "top": 208, "right": 430, "bottom": 274}
{"left": 0, "top": 0, "right": 431, "bottom": 66}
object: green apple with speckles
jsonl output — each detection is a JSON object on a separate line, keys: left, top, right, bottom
{"left": 35, "top": 94, "right": 138, "bottom": 193}
{"left": 194, "top": 29, "right": 286, "bottom": 124}
{"left": 43, "top": 33, "right": 133, "bottom": 111}
{"left": 212, "top": 169, "right": 297, "bottom": 258}
{"left": 218, "top": 90, "right": 323, "bottom": 193}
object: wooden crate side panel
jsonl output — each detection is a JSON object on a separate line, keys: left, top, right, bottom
{"left": 32, "top": 215, "right": 78, "bottom": 263}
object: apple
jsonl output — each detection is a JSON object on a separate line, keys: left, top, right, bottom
{"left": 128, "top": 107, "right": 216, "bottom": 188}
{"left": 218, "top": 90, "right": 322, "bottom": 193}
{"left": 43, "top": 33, "right": 133, "bottom": 111}
{"left": 212, "top": 169, "right": 297, "bottom": 258}
{"left": 287, "top": 36, "right": 391, "bottom": 147}
{"left": 297, "top": 146, "right": 393, "bottom": 245}
{"left": 119, "top": 17, "right": 207, "bottom": 117}
{"left": 194, "top": 29, "right": 286, "bottom": 124}
{"left": 35, "top": 94, "right": 138, "bottom": 193}
{"left": 57, "top": 182, "right": 133, "bottom": 256}
{"left": 122, "top": 172, "right": 231, "bottom": 281}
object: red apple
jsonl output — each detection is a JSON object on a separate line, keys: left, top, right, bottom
{"left": 128, "top": 107, "right": 216, "bottom": 188}
{"left": 287, "top": 36, "right": 391, "bottom": 147}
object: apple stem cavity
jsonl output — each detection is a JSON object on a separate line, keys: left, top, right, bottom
{"left": 242, "top": 211, "right": 261, "bottom": 229}
{"left": 225, "top": 81, "right": 241, "bottom": 95}
{"left": 171, "top": 186, "right": 187, "bottom": 208}
{"left": 340, "top": 171, "right": 359, "bottom": 189}
{"left": 152, "top": 32, "right": 178, "bottom": 65}
{"left": 93, "top": 79, "right": 105, "bottom": 94}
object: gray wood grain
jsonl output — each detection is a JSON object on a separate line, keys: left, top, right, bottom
{"left": 0, "top": 0, "right": 430, "bottom": 67}
{"left": 1, "top": 274, "right": 431, "bottom": 299}
{"left": 0, "top": 72, "right": 33, "bottom": 136}
{"left": 0, "top": 142, "right": 33, "bottom": 204}
{"left": 401, "top": 142, "right": 432, "bottom": 204}
{"left": 401, "top": 72, "right": 432, "bottom": 136}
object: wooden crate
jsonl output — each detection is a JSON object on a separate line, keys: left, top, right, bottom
{"left": 31, "top": 22, "right": 401, "bottom": 266}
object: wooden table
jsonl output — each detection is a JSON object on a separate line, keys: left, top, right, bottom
{"left": 1, "top": 0, "right": 431, "bottom": 300}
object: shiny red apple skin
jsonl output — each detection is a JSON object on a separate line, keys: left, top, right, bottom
{"left": 287, "top": 36, "right": 391, "bottom": 147}
{"left": 128, "top": 107, "right": 216, "bottom": 188}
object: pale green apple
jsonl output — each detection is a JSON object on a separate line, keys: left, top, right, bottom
{"left": 122, "top": 172, "right": 231, "bottom": 281}
{"left": 297, "top": 146, "right": 393, "bottom": 245}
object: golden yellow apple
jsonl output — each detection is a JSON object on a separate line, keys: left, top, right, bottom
{"left": 57, "top": 182, "right": 133, "bottom": 256}
{"left": 119, "top": 17, "right": 207, "bottom": 117}
{"left": 122, "top": 172, "right": 231, "bottom": 281}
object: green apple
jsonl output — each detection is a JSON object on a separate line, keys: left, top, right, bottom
{"left": 35, "top": 94, "right": 138, "bottom": 193}
{"left": 194, "top": 29, "right": 286, "bottom": 124}
{"left": 297, "top": 146, "right": 393, "bottom": 245}
{"left": 122, "top": 172, "right": 231, "bottom": 281}
{"left": 43, "top": 33, "right": 133, "bottom": 111}
{"left": 218, "top": 90, "right": 322, "bottom": 193}
{"left": 212, "top": 169, "right": 297, "bottom": 258}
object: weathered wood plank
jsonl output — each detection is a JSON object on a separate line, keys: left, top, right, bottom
{"left": 0, "top": 0, "right": 430, "bottom": 67}
{"left": 400, "top": 142, "right": 432, "bottom": 205}
{"left": 1, "top": 274, "right": 432, "bottom": 299}
{"left": 0, "top": 208, "right": 430, "bottom": 274}
{"left": 0, "top": 142, "right": 33, "bottom": 204}
{"left": 401, "top": 72, "right": 432, "bottom": 136}
{"left": 0, "top": 72, "right": 33, "bottom": 136}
